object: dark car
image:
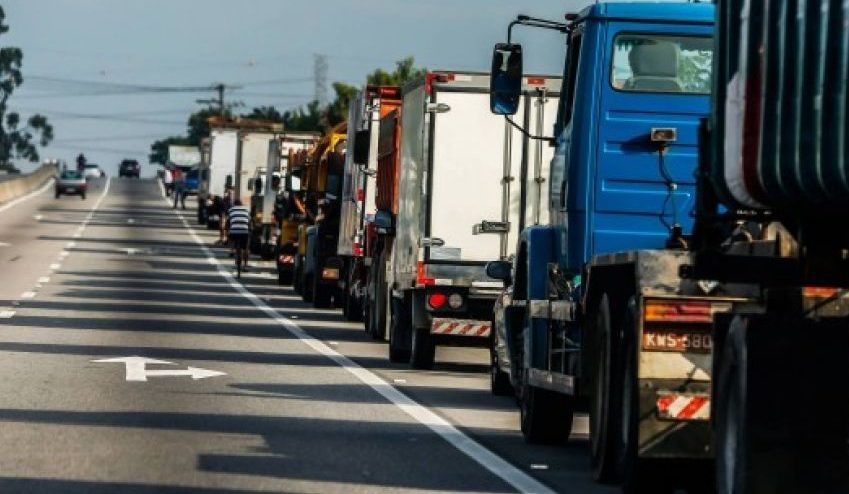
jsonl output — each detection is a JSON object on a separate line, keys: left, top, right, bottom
{"left": 119, "top": 159, "right": 140, "bottom": 178}
{"left": 56, "top": 170, "right": 87, "bottom": 199}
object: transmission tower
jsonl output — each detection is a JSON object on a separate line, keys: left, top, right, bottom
{"left": 314, "top": 54, "right": 328, "bottom": 106}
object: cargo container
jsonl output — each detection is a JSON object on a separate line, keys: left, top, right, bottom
{"left": 337, "top": 86, "right": 402, "bottom": 322}
{"left": 373, "top": 70, "right": 559, "bottom": 370}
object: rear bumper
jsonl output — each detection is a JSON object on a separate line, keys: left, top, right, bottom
{"left": 430, "top": 318, "right": 491, "bottom": 338}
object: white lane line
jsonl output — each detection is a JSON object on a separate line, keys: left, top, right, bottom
{"left": 58, "top": 251, "right": 69, "bottom": 258}
{"left": 0, "top": 242, "right": 10, "bottom": 247}
{"left": 49, "top": 263, "right": 61, "bottom": 270}
{"left": 33, "top": 214, "right": 43, "bottom": 221}
{"left": 20, "top": 291, "right": 36, "bottom": 299}
{"left": 38, "top": 277, "right": 50, "bottom": 284}
{"left": 66, "top": 241, "right": 76, "bottom": 248}
{"left": 163, "top": 184, "right": 555, "bottom": 494}
{"left": 0, "top": 310, "right": 15, "bottom": 318}
{"left": 0, "top": 178, "right": 54, "bottom": 214}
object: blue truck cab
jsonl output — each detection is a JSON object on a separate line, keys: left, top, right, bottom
{"left": 488, "top": 2, "right": 716, "bottom": 489}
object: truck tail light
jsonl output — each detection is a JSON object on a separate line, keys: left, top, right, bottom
{"left": 417, "top": 261, "right": 435, "bottom": 286}
{"left": 428, "top": 292, "right": 447, "bottom": 309}
{"left": 803, "top": 286, "right": 840, "bottom": 298}
{"left": 644, "top": 299, "right": 714, "bottom": 324}
{"left": 353, "top": 242, "right": 362, "bottom": 257}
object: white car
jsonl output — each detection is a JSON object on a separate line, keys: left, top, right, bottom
{"left": 83, "top": 163, "right": 105, "bottom": 180}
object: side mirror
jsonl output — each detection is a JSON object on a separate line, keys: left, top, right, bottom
{"left": 486, "top": 260, "right": 512, "bottom": 282}
{"left": 353, "top": 130, "right": 370, "bottom": 165}
{"left": 490, "top": 43, "right": 523, "bottom": 115}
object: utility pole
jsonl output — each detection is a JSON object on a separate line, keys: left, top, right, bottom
{"left": 314, "top": 54, "right": 328, "bottom": 106}
{"left": 196, "top": 83, "right": 243, "bottom": 116}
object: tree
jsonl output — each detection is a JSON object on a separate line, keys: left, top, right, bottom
{"left": 282, "top": 100, "right": 323, "bottom": 132}
{"left": 149, "top": 135, "right": 192, "bottom": 165}
{"left": 187, "top": 106, "right": 223, "bottom": 146}
{"left": 0, "top": 7, "right": 53, "bottom": 170}
{"left": 245, "top": 106, "right": 283, "bottom": 122}
{"left": 366, "top": 57, "right": 425, "bottom": 86}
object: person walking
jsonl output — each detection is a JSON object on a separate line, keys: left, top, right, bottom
{"left": 173, "top": 169, "right": 187, "bottom": 209}
{"left": 227, "top": 199, "right": 251, "bottom": 271}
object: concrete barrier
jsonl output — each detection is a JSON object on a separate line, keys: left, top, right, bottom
{"left": 0, "top": 164, "right": 58, "bottom": 205}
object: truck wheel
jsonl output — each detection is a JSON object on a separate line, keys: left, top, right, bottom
{"left": 277, "top": 269, "right": 293, "bottom": 286}
{"left": 302, "top": 274, "right": 314, "bottom": 303}
{"left": 343, "top": 270, "right": 363, "bottom": 322}
{"left": 388, "top": 295, "right": 411, "bottom": 363}
{"left": 368, "top": 249, "right": 388, "bottom": 341}
{"left": 589, "top": 293, "right": 625, "bottom": 483}
{"left": 293, "top": 257, "right": 303, "bottom": 295}
{"left": 490, "top": 333, "right": 513, "bottom": 396}
{"left": 519, "top": 380, "right": 573, "bottom": 445}
{"left": 410, "top": 327, "right": 435, "bottom": 369}
{"left": 313, "top": 280, "right": 332, "bottom": 309}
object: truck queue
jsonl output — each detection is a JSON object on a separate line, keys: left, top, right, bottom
{"left": 187, "top": 2, "right": 849, "bottom": 493}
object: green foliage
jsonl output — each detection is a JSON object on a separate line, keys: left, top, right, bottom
{"left": 0, "top": 7, "right": 53, "bottom": 166}
{"left": 366, "top": 57, "right": 426, "bottom": 86}
{"left": 245, "top": 106, "right": 283, "bottom": 122}
{"left": 149, "top": 135, "right": 191, "bottom": 165}
{"left": 187, "top": 106, "right": 223, "bottom": 145}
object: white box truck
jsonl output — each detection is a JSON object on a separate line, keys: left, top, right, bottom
{"left": 198, "top": 128, "right": 238, "bottom": 228}
{"left": 382, "top": 70, "right": 560, "bottom": 368}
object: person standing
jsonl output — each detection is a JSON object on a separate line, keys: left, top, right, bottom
{"left": 163, "top": 167, "right": 174, "bottom": 197}
{"left": 173, "top": 169, "right": 187, "bottom": 210}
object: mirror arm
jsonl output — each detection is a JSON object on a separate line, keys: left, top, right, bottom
{"left": 507, "top": 15, "right": 570, "bottom": 43}
{"left": 504, "top": 115, "right": 555, "bottom": 144}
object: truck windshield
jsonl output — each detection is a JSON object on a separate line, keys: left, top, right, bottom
{"left": 611, "top": 34, "right": 712, "bottom": 95}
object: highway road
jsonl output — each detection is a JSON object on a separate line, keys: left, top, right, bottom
{"left": 0, "top": 177, "right": 613, "bottom": 493}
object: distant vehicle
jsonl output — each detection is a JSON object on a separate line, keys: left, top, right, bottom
{"left": 55, "top": 170, "right": 86, "bottom": 199}
{"left": 181, "top": 166, "right": 199, "bottom": 195}
{"left": 83, "top": 163, "right": 105, "bottom": 180}
{"left": 119, "top": 159, "right": 140, "bottom": 178}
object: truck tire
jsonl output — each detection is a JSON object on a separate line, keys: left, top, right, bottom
{"left": 388, "top": 294, "right": 411, "bottom": 363}
{"left": 589, "top": 293, "right": 625, "bottom": 483}
{"left": 302, "top": 273, "right": 314, "bottom": 303}
{"left": 410, "top": 326, "right": 435, "bottom": 369}
{"left": 293, "top": 257, "right": 303, "bottom": 295}
{"left": 277, "top": 269, "right": 293, "bottom": 286}
{"left": 368, "top": 249, "right": 388, "bottom": 341}
{"left": 490, "top": 332, "right": 513, "bottom": 396}
{"left": 313, "top": 280, "right": 332, "bottom": 309}
{"left": 343, "top": 268, "right": 363, "bottom": 322}
{"left": 519, "top": 379, "right": 573, "bottom": 445}
{"left": 714, "top": 315, "right": 747, "bottom": 494}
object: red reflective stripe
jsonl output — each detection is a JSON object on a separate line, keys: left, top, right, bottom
{"left": 657, "top": 395, "right": 676, "bottom": 413}
{"left": 677, "top": 397, "right": 708, "bottom": 419}
{"left": 476, "top": 325, "right": 490, "bottom": 336}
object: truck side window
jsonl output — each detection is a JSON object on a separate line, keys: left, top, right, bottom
{"left": 562, "top": 32, "right": 583, "bottom": 126}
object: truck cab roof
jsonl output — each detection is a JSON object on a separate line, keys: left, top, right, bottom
{"left": 575, "top": 2, "right": 714, "bottom": 25}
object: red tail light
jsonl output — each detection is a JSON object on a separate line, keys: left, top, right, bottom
{"left": 644, "top": 300, "right": 714, "bottom": 324}
{"left": 428, "top": 292, "right": 447, "bottom": 309}
{"left": 356, "top": 188, "right": 365, "bottom": 202}
{"left": 416, "top": 261, "right": 435, "bottom": 286}
{"left": 353, "top": 242, "right": 362, "bottom": 257}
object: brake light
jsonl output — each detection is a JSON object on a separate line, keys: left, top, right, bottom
{"left": 352, "top": 242, "right": 362, "bottom": 257}
{"left": 356, "top": 188, "right": 365, "bottom": 202}
{"left": 428, "top": 292, "right": 447, "bottom": 309}
{"left": 416, "top": 261, "right": 435, "bottom": 286}
{"left": 804, "top": 286, "right": 840, "bottom": 298}
{"left": 526, "top": 77, "right": 545, "bottom": 86}
{"left": 644, "top": 300, "right": 713, "bottom": 324}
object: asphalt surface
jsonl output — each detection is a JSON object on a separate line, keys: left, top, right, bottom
{"left": 0, "top": 177, "right": 614, "bottom": 493}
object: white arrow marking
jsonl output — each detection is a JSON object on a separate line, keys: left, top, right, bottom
{"left": 90, "top": 356, "right": 225, "bottom": 382}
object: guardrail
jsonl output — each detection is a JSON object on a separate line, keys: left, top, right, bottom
{"left": 0, "top": 164, "right": 58, "bottom": 204}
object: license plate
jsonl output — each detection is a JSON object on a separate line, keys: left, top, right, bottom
{"left": 642, "top": 330, "right": 712, "bottom": 353}
{"left": 66, "top": 188, "right": 76, "bottom": 192}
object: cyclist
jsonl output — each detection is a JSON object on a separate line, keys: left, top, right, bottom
{"left": 227, "top": 199, "right": 251, "bottom": 272}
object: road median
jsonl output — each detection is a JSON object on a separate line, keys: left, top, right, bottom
{"left": 0, "top": 164, "right": 57, "bottom": 205}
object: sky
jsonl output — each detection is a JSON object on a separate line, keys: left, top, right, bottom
{"left": 2, "top": 0, "right": 590, "bottom": 176}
